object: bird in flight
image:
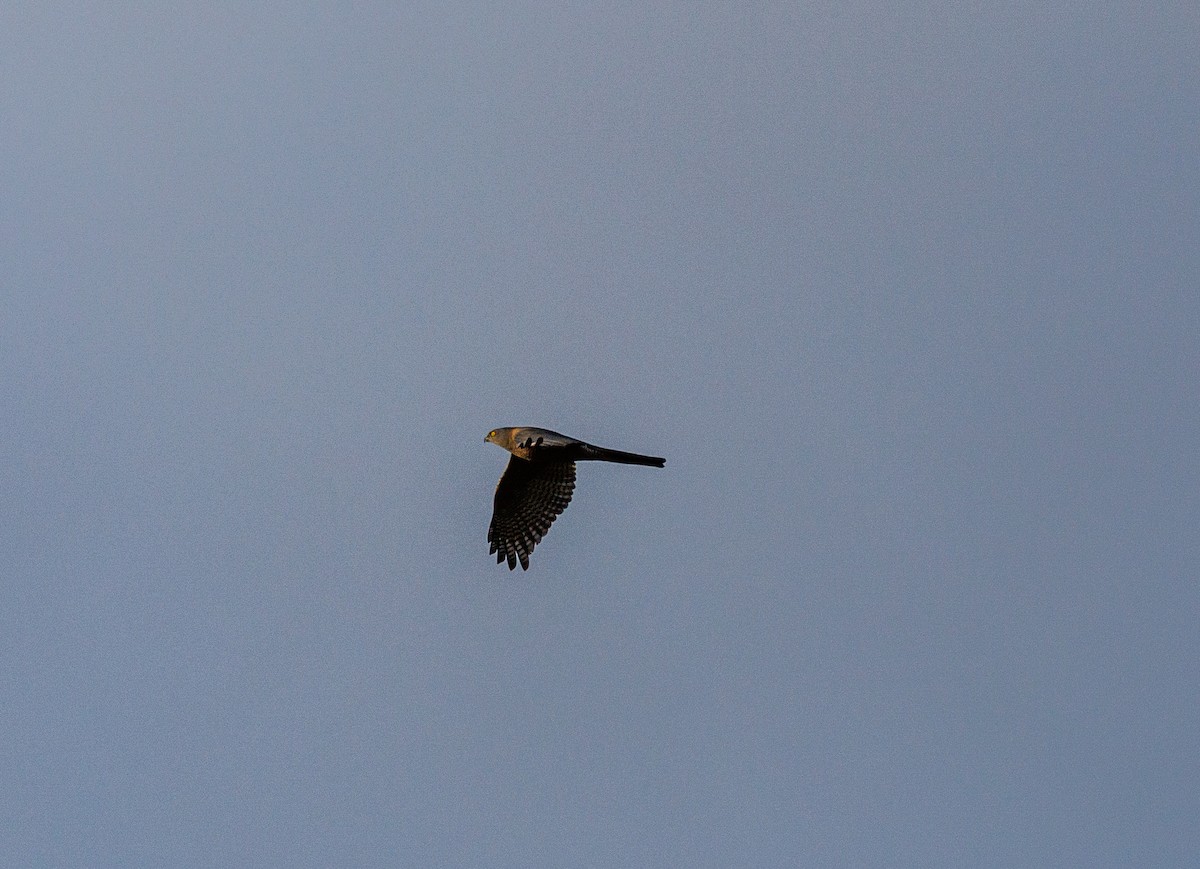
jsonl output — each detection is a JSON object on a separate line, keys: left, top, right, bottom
{"left": 484, "top": 427, "right": 665, "bottom": 570}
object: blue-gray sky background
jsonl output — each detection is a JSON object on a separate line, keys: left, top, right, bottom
{"left": 3, "top": 3, "right": 1197, "bottom": 865}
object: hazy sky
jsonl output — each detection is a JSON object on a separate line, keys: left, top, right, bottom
{"left": 3, "top": 3, "right": 1197, "bottom": 865}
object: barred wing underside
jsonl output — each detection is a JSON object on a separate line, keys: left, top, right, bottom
{"left": 488, "top": 456, "right": 576, "bottom": 571}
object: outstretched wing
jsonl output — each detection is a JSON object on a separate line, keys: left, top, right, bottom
{"left": 488, "top": 456, "right": 576, "bottom": 570}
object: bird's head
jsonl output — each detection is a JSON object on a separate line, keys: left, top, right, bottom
{"left": 485, "top": 428, "right": 511, "bottom": 449}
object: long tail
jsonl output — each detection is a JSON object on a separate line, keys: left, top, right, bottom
{"left": 581, "top": 444, "right": 666, "bottom": 467}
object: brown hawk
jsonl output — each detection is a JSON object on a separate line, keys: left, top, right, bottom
{"left": 484, "top": 427, "right": 665, "bottom": 570}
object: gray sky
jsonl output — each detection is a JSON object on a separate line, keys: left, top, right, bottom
{"left": 3, "top": 3, "right": 1197, "bottom": 865}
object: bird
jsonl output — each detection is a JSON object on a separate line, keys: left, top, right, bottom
{"left": 484, "top": 427, "right": 665, "bottom": 570}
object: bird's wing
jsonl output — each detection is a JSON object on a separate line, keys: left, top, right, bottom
{"left": 488, "top": 456, "right": 576, "bottom": 570}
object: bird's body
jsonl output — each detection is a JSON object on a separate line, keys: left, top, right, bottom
{"left": 484, "top": 427, "right": 664, "bottom": 570}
